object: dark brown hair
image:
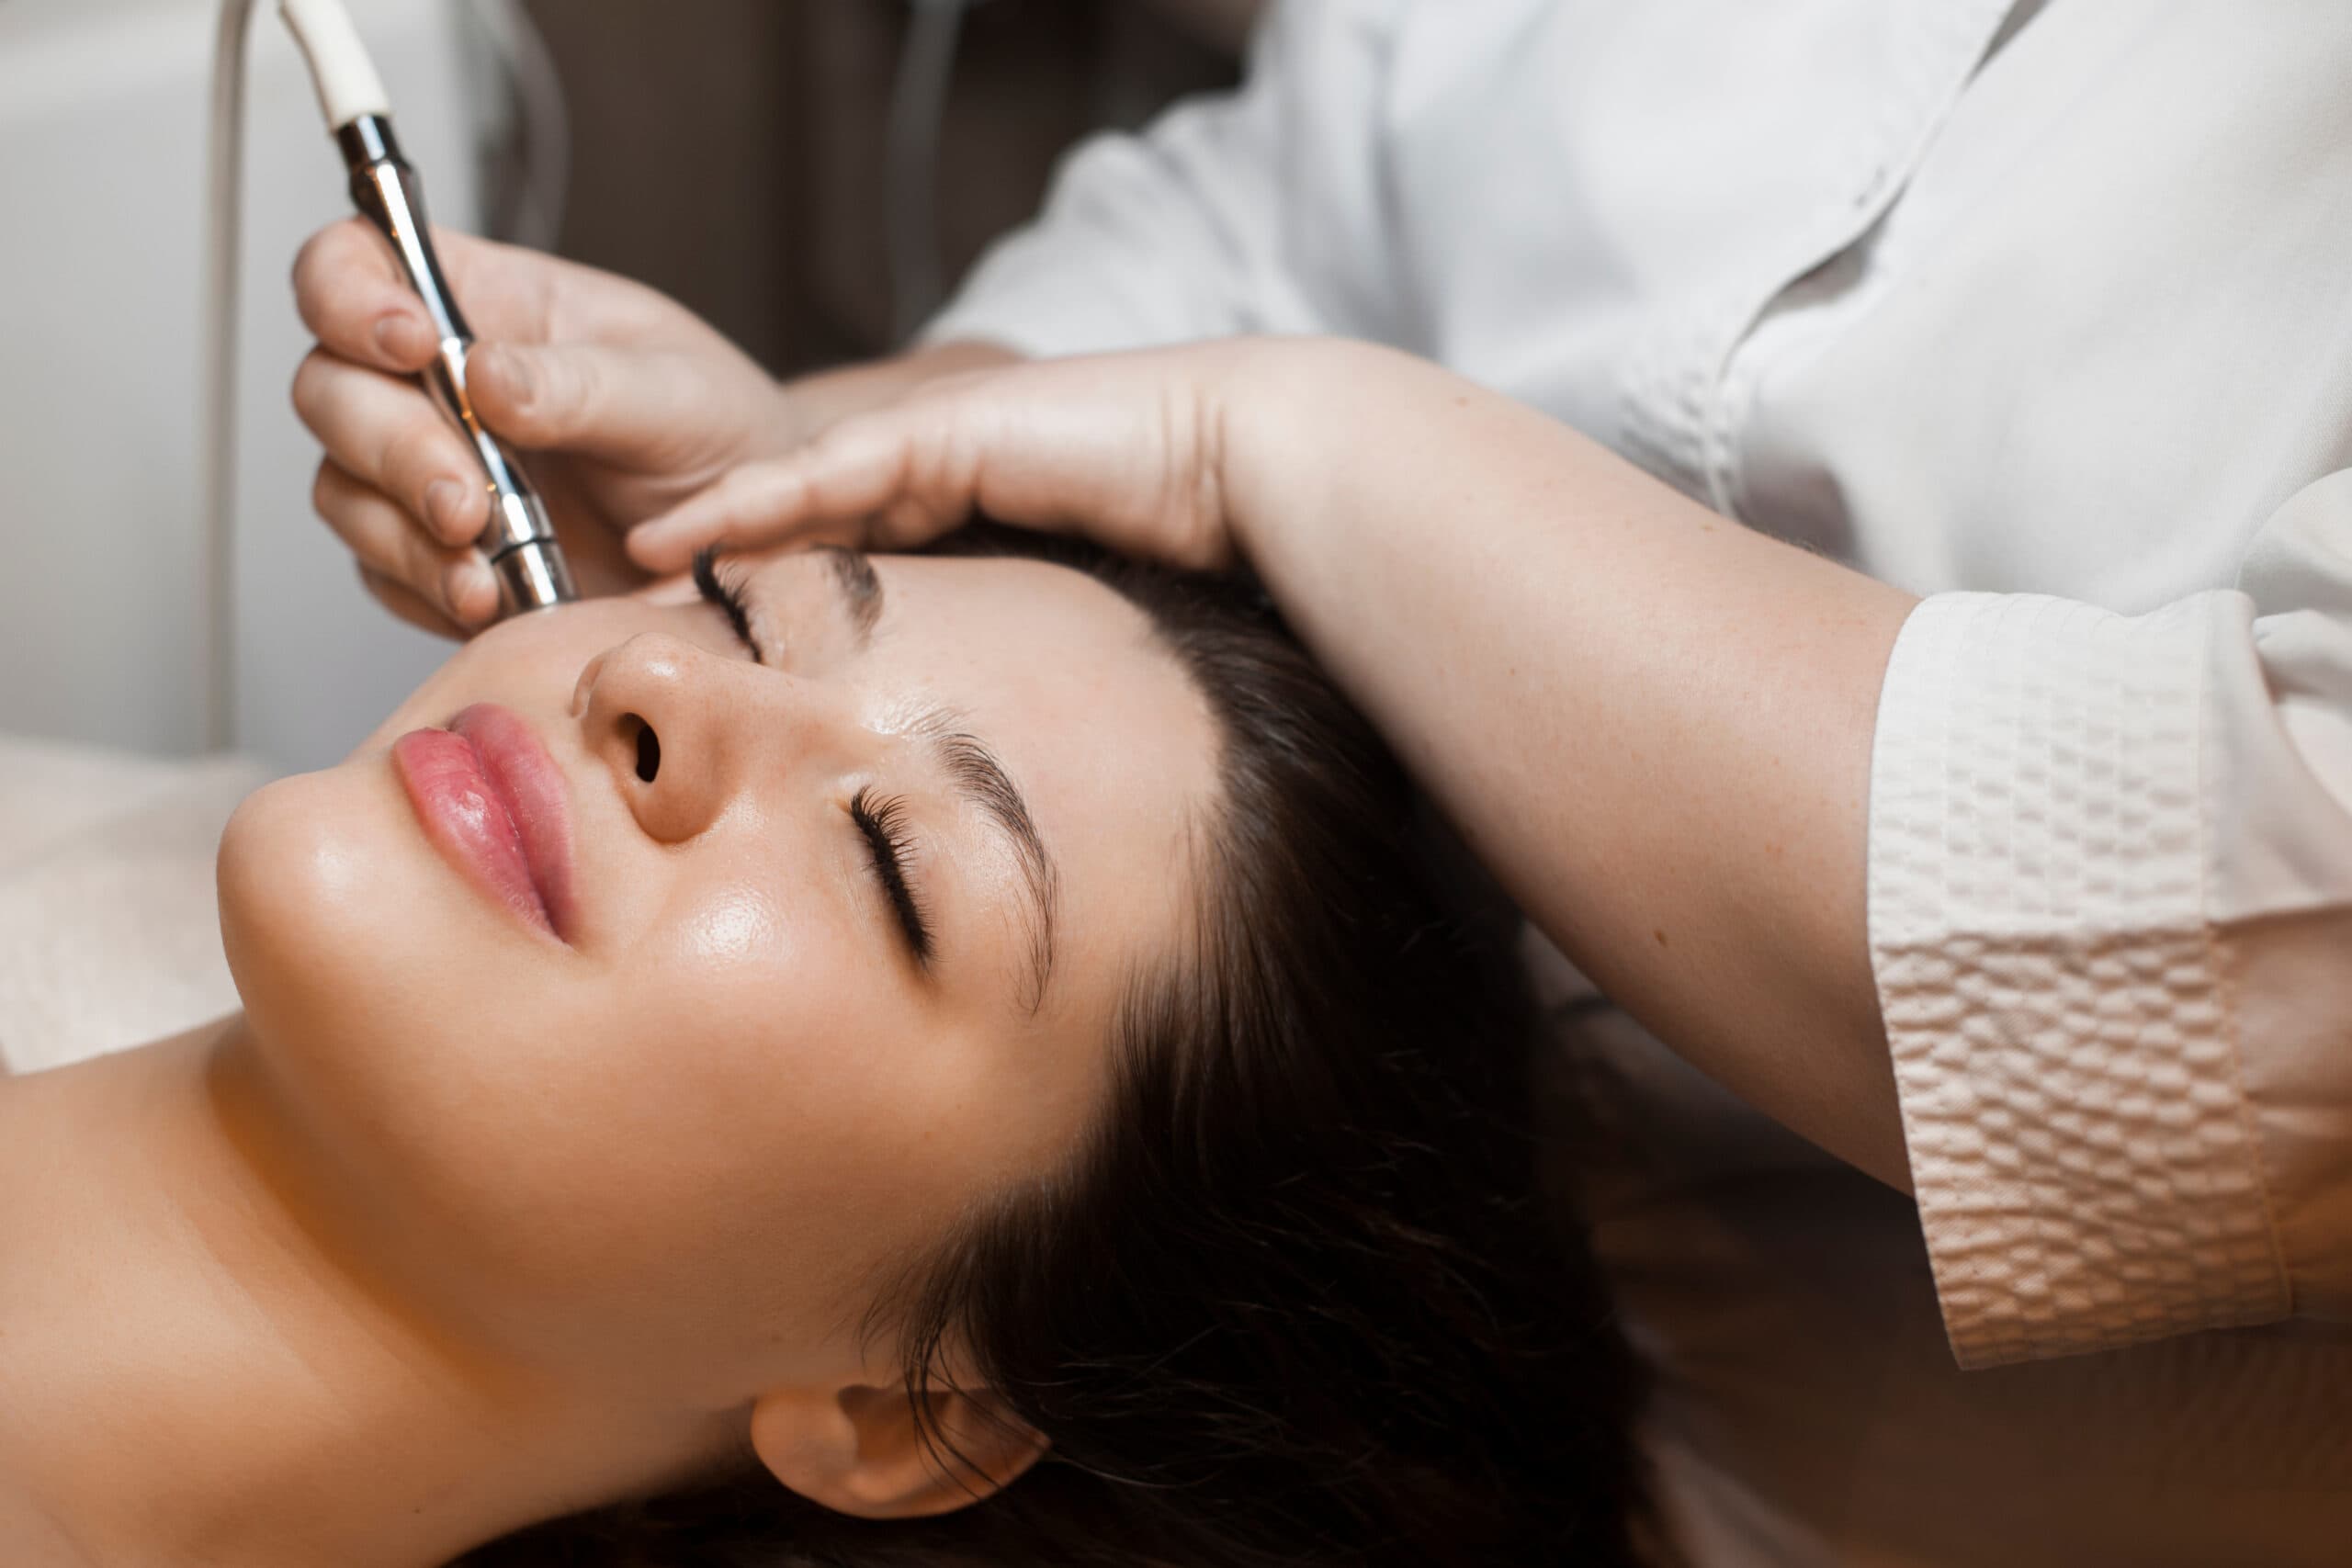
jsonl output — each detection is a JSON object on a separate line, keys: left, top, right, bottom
{"left": 455, "top": 530, "right": 1643, "bottom": 1566}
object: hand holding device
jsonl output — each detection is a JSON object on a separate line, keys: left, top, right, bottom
{"left": 292, "top": 222, "right": 805, "bottom": 633}
{"left": 291, "top": 217, "right": 1023, "bottom": 636}
{"left": 280, "top": 0, "right": 577, "bottom": 619}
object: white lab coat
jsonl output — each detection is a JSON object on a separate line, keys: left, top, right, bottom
{"left": 927, "top": 2, "right": 2352, "bottom": 1560}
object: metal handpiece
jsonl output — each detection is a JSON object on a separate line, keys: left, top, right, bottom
{"left": 337, "top": 114, "right": 575, "bottom": 615}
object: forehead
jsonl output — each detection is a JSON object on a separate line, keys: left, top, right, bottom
{"left": 755, "top": 547, "right": 1221, "bottom": 1013}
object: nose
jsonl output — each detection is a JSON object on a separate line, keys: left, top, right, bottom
{"left": 573, "top": 631, "right": 813, "bottom": 844}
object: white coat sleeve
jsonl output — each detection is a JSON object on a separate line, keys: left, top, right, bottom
{"left": 919, "top": 0, "right": 1406, "bottom": 357}
{"left": 1869, "top": 469, "right": 2352, "bottom": 1369}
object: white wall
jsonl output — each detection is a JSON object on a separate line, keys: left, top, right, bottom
{"left": 0, "top": 0, "right": 488, "bottom": 772}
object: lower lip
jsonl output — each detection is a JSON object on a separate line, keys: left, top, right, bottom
{"left": 391, "top": 712, "right": 572, "bottom": 942}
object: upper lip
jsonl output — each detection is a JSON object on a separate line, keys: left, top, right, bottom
{"left": 448, "top": 703, "right": 579, "bottom": 942}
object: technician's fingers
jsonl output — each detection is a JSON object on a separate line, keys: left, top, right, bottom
{"left": 628, "top": 428, "right": 937, "bottom": 575}
{"left": 293, "top": 348, "right": 488, "bottom": 548}
{"left": 292, "top": 219, "right": 529, "bottom": 369}
{"left": 293, "top": 218, "right": 439, "bottom": 373}
{"left": 469, "top": 342, "right": 731, "bottom": 466}
{"left": 629, "top": 362, "right": 1238, "bottom": 575}
{"left": 357, "top": 564, "right": 469, "bottom": 641}
{"left": 314, "top": 461, "right": 500, "bottom": 629}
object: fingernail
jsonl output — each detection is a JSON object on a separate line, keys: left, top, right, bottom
{"left": 443, "top": 557, "right": 496, "bottom": 624}
{"left": 375, "top": 310, "right": 426, "bottom": 360}
{"left": 425, "top": 479, "right": 469, "bottom": 540}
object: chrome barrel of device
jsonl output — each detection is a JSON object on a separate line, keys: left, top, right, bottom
{"left": 336, "top": 113, "right": 576, "bottom": 615}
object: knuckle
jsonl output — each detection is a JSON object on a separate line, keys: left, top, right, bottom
{"left": 292, "top": 222, "right": 360, "bottom": 320}
{"left": 290, "top": 231, "right": 325, "bottom": 296}
{"left": 288, "top": 349, "right": 334, "bottom": 422}
{"left": 401, "top": 545, "right": 446, "bottom": 598}
{"left": 357, "top": 564, "right": 407, "bottom": 617}
{"left": 391, "top": 547, "right": 433, "bottom": 591}
{"left": 315, "top": 489, "right": 376, "bottom": 558}
{"left": 293, "top": 221, "right": 351, "bottom": 284}
{"left": 397, "top": 506, "right": 451, "bottom": 568}
{"left": 318, "top": 498, "right": 369, "bottom": 556}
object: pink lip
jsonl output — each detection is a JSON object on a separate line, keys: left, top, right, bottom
{"left": 391, "top": 703, "right": 577, "bottom": 943}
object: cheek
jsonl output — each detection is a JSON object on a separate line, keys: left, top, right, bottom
{"left": 220, "top": 769, "right": 1005, "bottom": 1369}
{"left": 219, "top": 768, "right": 463, "bottom": 1051}
{"left": 597, "top": 876, "right": 967, "bottom": 1212}
{"left": 537, "top": 875, "right": 1016, "bottom": 1317}
{"left": 219, "top": 769, "right": 600, "bottom": 1247}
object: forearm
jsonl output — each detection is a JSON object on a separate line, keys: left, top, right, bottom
{"left": 1230, "top": 342, "right": 1917, "bottom": 1185}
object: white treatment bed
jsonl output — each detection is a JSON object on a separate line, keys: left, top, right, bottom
{"left": 0, "top": 734, "right": 264, "bottom": 1077}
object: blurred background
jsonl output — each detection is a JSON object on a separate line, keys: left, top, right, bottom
{"left": 0, "top": 0, "right": 1251, "bottom": 772}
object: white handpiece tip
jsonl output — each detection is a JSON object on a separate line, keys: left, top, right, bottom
{"left": 278, "top": 0, "right": 393, "bottom": 130}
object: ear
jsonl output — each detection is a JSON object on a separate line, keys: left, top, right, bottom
{"left": 749, "top": 1381, "right": 1049, "bottom": 1520}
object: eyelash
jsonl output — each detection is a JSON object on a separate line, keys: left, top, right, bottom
{"left": 850, "top": 787, "right": 933, "bottom": 964}
{"left": 691, "top": 553, "right": 926, "bottom": 965}
{"left": 692, "top": 547, "right": 764, "bottom": 663}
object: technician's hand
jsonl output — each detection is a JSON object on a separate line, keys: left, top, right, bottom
{"left": 640, "top": 333, "right": 1926, "bottom": 1191}
{"left": 290, "top": 219, "right": 1016, "bottom": 635}
{"left": 628, "top": 339, "right": 1290, "bottom": 577}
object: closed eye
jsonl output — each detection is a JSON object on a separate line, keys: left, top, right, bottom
{"left": 693, "top": 547, "right": 764, "bottom": 663}
{"left": 850, "top": 787, "right": 934, "bottom": 965}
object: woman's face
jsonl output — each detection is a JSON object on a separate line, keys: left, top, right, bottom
{"left": 217, "top": 547, "right": 1217, "bottom": 1404}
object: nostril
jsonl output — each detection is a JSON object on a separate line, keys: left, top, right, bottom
{"left": 628, "top": 716, "right": 661, "bottom": 784}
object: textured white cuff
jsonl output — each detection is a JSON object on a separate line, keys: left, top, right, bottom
{"left": 1869, "top": 592, "right": 2290, "bottom": 1367}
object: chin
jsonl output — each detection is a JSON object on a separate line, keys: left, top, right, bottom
{"left": 222, "top": 767, "right": 390, "bottom": 1030}
{"left": 214, "top": 762, "right": 572, "bottom": 1289}
{"left": 217, "top": 756, "right": 504, "bottom": 1082}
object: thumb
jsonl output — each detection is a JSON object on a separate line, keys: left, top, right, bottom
{"left": 470, "top": 341, "right": 717, "bottom": 466}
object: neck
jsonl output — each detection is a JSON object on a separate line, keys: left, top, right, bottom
{"left": 0, "top": 1021, "right": 729, "bottom": 1567}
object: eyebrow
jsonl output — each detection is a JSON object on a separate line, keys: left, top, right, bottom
{"left": 821, "top": 546, "right": 884, "bottom": 643}
{"left": 792, "top": 552, "right": 1057, "bottom": 1010}
{"left": 913, "top": 706, "right": 1060, "bottom": 1014}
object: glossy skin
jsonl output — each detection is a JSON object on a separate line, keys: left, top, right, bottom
{"left": 217, "top": 546, "right": 1217, "bottom": 1419}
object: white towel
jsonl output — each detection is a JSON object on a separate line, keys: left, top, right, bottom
{"left": 0, "top": 735, "right": 266, "bottom": 1076}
